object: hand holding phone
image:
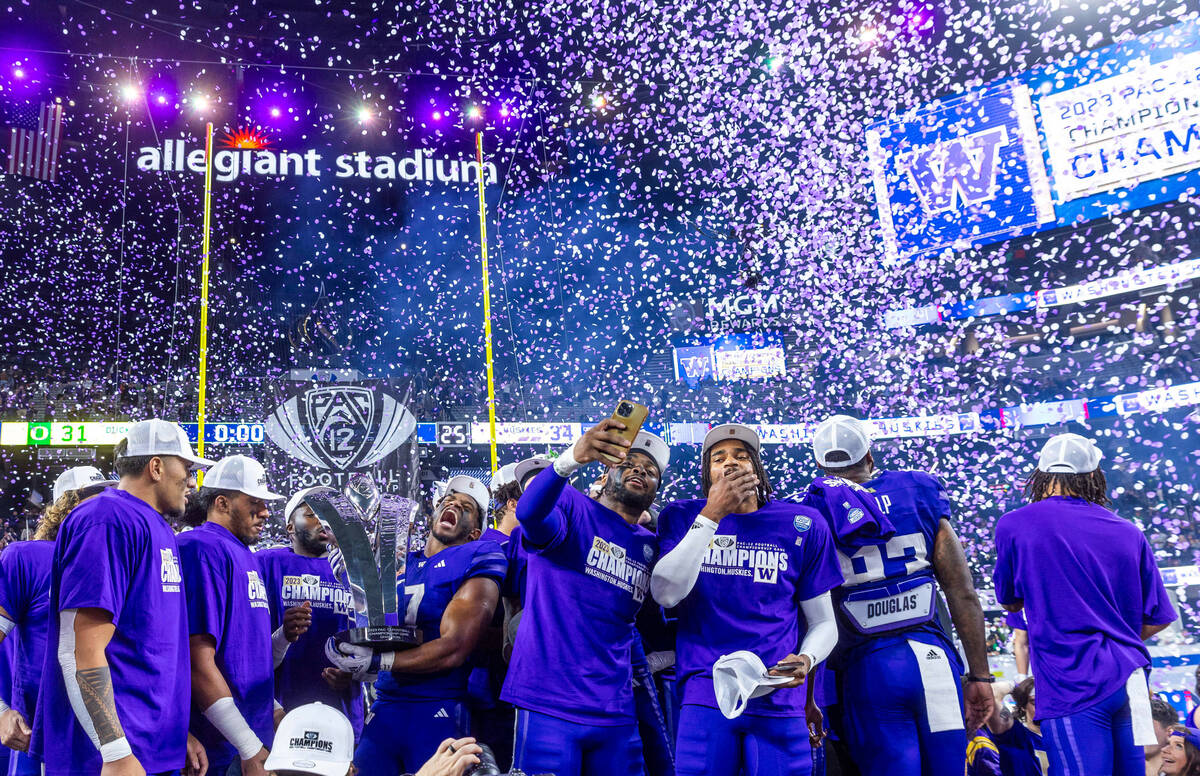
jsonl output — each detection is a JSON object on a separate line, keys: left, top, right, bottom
{"left": 601, "top": 400, "right": 648, "bottom": 464}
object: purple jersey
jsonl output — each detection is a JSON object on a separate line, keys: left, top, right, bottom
{"left": 658, "top": 499, "right": 844, "bottom": 716}
{"left": 0, "top": 540, "right": 52, "bottom": 719}
{"left": 32, "top": 488, "right": 190, "bottom": 775}
{"left": 808, "top": 470, "right": 955, "bottom": 661}
{"left": 178, "top": 522, "right": 275, "bottom": 764}
{"left": 255, "top": 547, "right": 362, "bottom": 733}
{"left": 992, "top": 496, "right": 1176, "bottom": 721}
{"left": 376, "top": 540, "right": 506, "bottom": 701}
{"left": 1005, "top": 609, "right": 1027, "bottom": 630}
{"left": 502, "top": 470, "right": 658, "bottom": 725}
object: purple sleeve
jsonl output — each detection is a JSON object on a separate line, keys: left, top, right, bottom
{"left": 992, "top": 518, "right": 1019, "bottom": 606}
{"left": 1004, "top": 610, "right": 1027, "bottom": 630}
{"left": 918, "top": 472, "right": 953, "bottom": 523}
{"left": 1139, "top": 535, "right": 1178, "bottom": 626}
{"left": 795, "top": 511, "right": 845, "bottom": 601}
{"left": 515, "top": 466, "right": 571, "bottom": 549}
{"left": 181, "top": 544, "right": 229, "bottom": 648}
{"left": 59, "top": 516, "right": 134, "bottom": 618}
{"left": 258, "top": 552, "right": 284, "bottom": 631}
{"left": 0, "top": 546, "right": 27, "bottom": 621}
{"left": 465, "top": 544, "right": 508, "bottom": 588}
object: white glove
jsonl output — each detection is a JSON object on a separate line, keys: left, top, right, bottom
{"left": 324, "top": 637, "right": 389, "bottom": 682}
{"left": 647, "top": 650, "right": 676, "bottom": 674}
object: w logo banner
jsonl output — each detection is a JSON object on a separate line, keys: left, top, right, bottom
{"left": 866, "top": 81, "right": 1054, "bottom": 264}
{"left": 896, "top": 127, "right": 1009, "bottom": 215}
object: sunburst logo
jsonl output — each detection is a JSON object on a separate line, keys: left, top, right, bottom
{"left": 221, "top": 127, "right": 270, "bottom": 149}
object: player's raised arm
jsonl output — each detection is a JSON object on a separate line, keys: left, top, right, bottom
{"left": 516, "top": 419, "right": 633, "bottom": 546}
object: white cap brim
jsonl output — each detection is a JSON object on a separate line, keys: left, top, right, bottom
{"left": 261, "top": 754, "right": 351, "bottom": 776}
{"left": 179, "top": 452, "right": 217, "bottom": 469}
{"left": 702, "top": 423, "right": 761, "bottom": 455}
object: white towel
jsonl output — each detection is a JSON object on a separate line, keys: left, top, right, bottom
{"left": 712, "top": 651, "right": 794, "bottom": 720}
{"left": 1127, "top": 668, "right": 1156, "bottom": 747}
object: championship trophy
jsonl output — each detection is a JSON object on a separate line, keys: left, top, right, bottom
{"left": 305, "top": 473, "right": 423, "bottom": 649}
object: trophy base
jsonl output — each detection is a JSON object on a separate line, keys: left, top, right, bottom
{"left": 339, "top": 626, "right": 423, "bottom": 650}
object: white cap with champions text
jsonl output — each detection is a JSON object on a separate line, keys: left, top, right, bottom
{"left": 812, "top": 415, "right": 871, "bottom": 468}
{"left": 1037, "top": 433, "right": 1103, "bottom": 475}
{"left": 702, "top": 423, "right": 761, "bottom": 456}
{"left": 264, "top": 702, "right": 354, "bottom": 776}
{"left": 121, "top": 419, "right": 216, "bottom": 469}
{"left": 52, "top": 466, "right": 118, "bottom": 503}
{"left": 201, "top": 455, "right": 285, "bottom": 500}
{"left": 444, "top": 475, "right": 490, "bottom": 519}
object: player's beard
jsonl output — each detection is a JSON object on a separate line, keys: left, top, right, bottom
{"left": 295, "top": 523, "right": 329, "bottom": 556}
{"left": 431, "top": 504, "right": 476, "bottom": 546}
{"left": 604, "top": 468, "right": 656, "bottom": 515}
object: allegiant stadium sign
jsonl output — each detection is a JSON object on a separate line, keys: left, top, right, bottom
{"left": 136, "top": 139, "right": 498, "bottom": 185}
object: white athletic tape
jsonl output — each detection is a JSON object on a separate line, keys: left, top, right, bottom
{"left": 202, "top": 696, "right": 263, "bottom": 760}
{"left": 907, "top": 640, "right": 964, "bottom": 733}
{"left": 99, "top": 737, "right": 133, "bottom": 763}
{"left": 0, "top": 615, "right": 15, "bottom": 636}
{"left": 553, "top": 443, "right": 582, "bottom": 477}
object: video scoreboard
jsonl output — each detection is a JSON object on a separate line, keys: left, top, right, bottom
{"left": 0, "top": 422, "right": 266, "bottom": 446}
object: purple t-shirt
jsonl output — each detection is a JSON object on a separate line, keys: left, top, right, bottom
{"left": 1005, "top": 610, "right": 1027, "bottom": 630}
{"left": 993, "top": 496, "right": 1176, "bottom": 721}
{"left": 32, "top": 487, "right": 191, "bottom": 775}
{"left": 502, "top": 474, "right": 657, "bottom": 725}
{"left": 178, "top": 522, "right": 275, "bottom": 764}
{"left": 658, "top": 499, "right": 844, "bottom": 716}
{"left": 255, "top": 547, "right": 363, "bottom": 735}
{"left": 0, "top": 540, "right": 52, "bottom": 719}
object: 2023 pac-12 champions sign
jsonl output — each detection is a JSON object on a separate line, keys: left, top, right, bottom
{"left": 261, "top": 379, "right": 420, "bottom": 500}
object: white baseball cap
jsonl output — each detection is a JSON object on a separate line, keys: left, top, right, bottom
{"left": 284, "top": 486, "right": 337, "bottom": 524}
{"left": 703, "top": 423, "right": 761, "bottom": 455}
{"left": 513, "top": 456, "right": 554, "bottom": 488}
{"left": 443, "top": 475, "right": 490, "bottom": 519}
{"left": 812, "top": 415, "right": 871, "bottom": 467}
{"left": 264, "top": 702, "right": 354, "bottom": 776}
{"left": 201, "top": 455, "right": 284, "bottom": 500}
{"left": 628, "top": 430, "right": 670, "bottom": 475}
{"left": 491, "top": 462, "right": 519, "bottom": 492}
{"left": 52, "top": 466, "right": 118, "bottom": 503}
{"left": 1037, "top": 433, "right": 1103, "bottom": 474}
{"left": 121, "top": 419, "right": 215, "bottom": 469}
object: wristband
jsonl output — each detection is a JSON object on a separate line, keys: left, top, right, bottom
{"left": 0, "top": 699, "right": 10, "bottom": 714}
{"left": 553, "top": 443, "right": 583, "bottom": 477}
{"left": 1015, "top": 672, "right": 1029, "bottom": 683}
{"left": 966, "top": 674, "right": 996, "bottom": 684}
{"left": 379, "top": 651, "right": 395, "bottom": 673}
{"left": 100, "top": 736, "right": 133, "bottom": 763}
{"left": 202, "top": 697, "right": 264, "bottom": 760}
{"left": 0, "top": 615, "right": 14, "bottom": 636}
{"left": 271, "top": 625, "right": 291, "bottom": 667}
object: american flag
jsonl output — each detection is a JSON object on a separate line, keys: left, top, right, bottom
{"left": 4, "top": 101, "right": 64, "bottom": 182}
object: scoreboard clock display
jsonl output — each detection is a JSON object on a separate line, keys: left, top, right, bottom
{"left": 0, "top": 422, "right": 266, "bottom": 446}
{"left": 436, "top": 422, "right": 471, "bottom": 448}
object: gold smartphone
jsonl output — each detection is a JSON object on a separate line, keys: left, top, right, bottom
{"left": 602, "top": 400, "right": 649, "bottom": 464}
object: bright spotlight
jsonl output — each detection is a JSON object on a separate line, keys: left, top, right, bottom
{"left": 270, "top": 106, "right": 281, "bottom": 118}
{"left": 591, "top": 94, "right": 607, "bottom": 109}
{"left": 120, "top": 84, "right": 142, "bottom": 102}
{"left": 466, "top": 105, "right": 482, "bottom": 119}
{"left": 191, "top": 95, "right": 210, "bottom": 112}
{"left": 357, "top": 106, "right": 372, "bottom": 122}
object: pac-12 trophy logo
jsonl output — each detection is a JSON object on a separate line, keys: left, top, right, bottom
{"left": 264, "top": 384, "right": 416, "bottom": 471}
